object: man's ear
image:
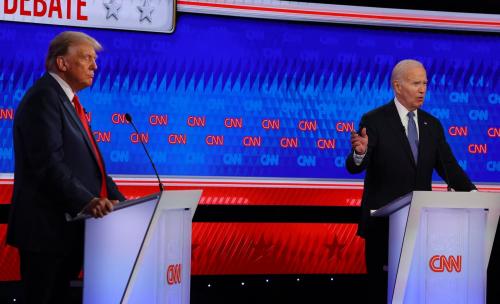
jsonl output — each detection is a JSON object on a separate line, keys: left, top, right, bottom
{"left": 55, "top": 56, "right": 67, "bottom": 72}
{"left": 392, "top": 80, "right": 400, "bottom": 94}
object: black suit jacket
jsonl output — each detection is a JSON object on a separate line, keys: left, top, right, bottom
{"left": 346, "top": 101, "right": 476, "bottom": 237}
{"left": 7, "top": 73, "right": 125, "bottom": 254}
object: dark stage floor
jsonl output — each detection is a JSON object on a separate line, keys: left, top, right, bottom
{"left": 0, "top": 274, "right": 370, "bottom": 304}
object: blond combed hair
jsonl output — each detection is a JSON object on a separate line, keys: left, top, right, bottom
{"left": 45, "top": 31, "right": 102, "bottom": 71}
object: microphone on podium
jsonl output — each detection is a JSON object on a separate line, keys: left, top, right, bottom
{"left": 125, "top": 113, "right": 164, "bottom": 192}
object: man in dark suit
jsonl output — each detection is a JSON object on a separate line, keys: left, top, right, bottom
{"left": 7, "top": 31, "right": 125, "bottom": 304}
{"left": 345, "top": 59, "right": 476, "bottom": 301}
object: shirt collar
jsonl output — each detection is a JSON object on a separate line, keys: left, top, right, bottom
{"left": 394, "top": 97, "right": 418, "bottom": 122}
{"left": 49, "top": 72, "right": 75, "bottom": 103}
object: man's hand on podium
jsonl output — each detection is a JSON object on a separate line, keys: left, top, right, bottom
{"left": 87, "top": 197, "right": 119, "bottom": 218}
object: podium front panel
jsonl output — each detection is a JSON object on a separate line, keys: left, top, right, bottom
{"left": 391, "top": 207, "right": 487, "bottom": 303}
{"left": 83, "top": 190, "right": 201, "bottom": 304}
{"left": 83, "top": 197, "right": 157, "bottom": 304}
{"left": 127, "top": 208, "right": 192, "bottom": 303}
{"left": 414, "top": 208, "right": 485, "bottom": 304}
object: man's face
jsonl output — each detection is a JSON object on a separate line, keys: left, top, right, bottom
{"left": 393, "top": 66, "right": 427, "bottom": 111}
{"left": 58, "top": 43, "right": 97, "bottom": 92}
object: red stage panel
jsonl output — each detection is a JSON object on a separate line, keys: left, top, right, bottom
{"left": 0, "top": 182, "right": 368, "bottom": 281}
{"left": 0, "top": 183, "right": 13, "bottom": 204}
{"left": 195, "top": 187, "right": 362, "bottom": 206}
{"left": 192, "top": 223, "right": 366, "bottom": 275}
{"left": 0, "top": 224, "right": 20, "bottom": 281}
{"left": 118, "top": 185, "right": 363, "bottom": 207}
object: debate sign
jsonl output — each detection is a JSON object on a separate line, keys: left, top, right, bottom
{"left": 1, "top": 0, "right": 176, "bottom": 33}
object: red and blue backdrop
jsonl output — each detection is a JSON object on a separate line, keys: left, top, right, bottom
{"left": 0, "top": 13, "right": 499, "bottom": 280}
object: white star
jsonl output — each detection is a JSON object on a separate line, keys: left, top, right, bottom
{"left": 103, "top": 0, "right": 121, "bottom": 20}
{"left": 137, "top": 0, "right": 154, "bottom": 23}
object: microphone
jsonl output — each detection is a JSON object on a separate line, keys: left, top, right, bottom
{"left": 125, "top": 113, "right": 164, "bottom": 192}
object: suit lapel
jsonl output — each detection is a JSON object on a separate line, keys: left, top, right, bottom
{"left": 417, "top": 110, "right": 431, "bottom": 167}
{"left": 386, "top": 101, "right": 417, "bottom": 167}
{"left": 61, "top": 96, "right": 103, "bottom": 169}
{"left": 46, "top": 74, "right": 101, "bottom": 166}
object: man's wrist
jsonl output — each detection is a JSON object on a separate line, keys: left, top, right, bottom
{"left": 353, "top": 151, "right": 365, "bottom": 166}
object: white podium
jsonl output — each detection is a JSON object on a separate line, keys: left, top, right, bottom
{"left": 372, "top": 191, "right": 500, "bottom": 304}
{"left": 82, "top": 190, "right": 202, "bottom": 304}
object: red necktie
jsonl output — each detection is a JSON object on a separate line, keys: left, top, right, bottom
{"left": 72, "top": 95, "right": 108, "bottom": 198}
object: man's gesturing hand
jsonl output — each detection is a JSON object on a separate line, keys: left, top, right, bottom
{"left": 351, "top": 127, "right": 368, "bottom": 155}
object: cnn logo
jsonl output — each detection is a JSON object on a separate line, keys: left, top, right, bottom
{"left": 166, "top": 264, "right": 182, "bottom": 285}
{"left": 429, "top": 255, "right": 462, "bottom": 272}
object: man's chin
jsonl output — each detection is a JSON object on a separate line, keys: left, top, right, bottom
{"left": 76, "top": 81, "right": 93, "bottom": 91}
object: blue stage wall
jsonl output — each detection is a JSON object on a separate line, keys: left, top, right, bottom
{"left": 0, "top": 14, "right": 498, "bottom": 182}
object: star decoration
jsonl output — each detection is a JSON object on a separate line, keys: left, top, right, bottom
{"left": 325, "top": 234, "right": 346, "bottom": 261}
{"left": 252, "top": 235, "right": 275, "bottom": 262}
{"left": 103, "top": 0, "right": 121, "bottom": 20}
{"left": 138, "top": 0, "right": 154, "bottom": 23}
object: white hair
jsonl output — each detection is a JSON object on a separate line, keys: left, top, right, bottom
{"left": 391, "top": 59, "right": 425, "bottom": 86}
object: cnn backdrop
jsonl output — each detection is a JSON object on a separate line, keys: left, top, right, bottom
{"left": 0, "top": 14, "right": 499, "bottom": 181}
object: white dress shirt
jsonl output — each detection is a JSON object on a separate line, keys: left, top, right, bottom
{"left": 49, "top": 72, "right": 75, "bottom": 104}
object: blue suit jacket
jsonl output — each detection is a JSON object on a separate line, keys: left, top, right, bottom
{"left": 346, "top": 101, "right": 476, "bottom": 237}
{"left": 7, "top": 73, "right": 124, "bottom": 253}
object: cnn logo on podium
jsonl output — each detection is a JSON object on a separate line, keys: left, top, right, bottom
{"left": 429, "top": 255, "right": 462, "bottom": 272}
{"left": 166, "top": 264, "right": 182, "bottom": 285}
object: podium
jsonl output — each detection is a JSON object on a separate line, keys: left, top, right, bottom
{"left": 82, "top": 190, "right": 202, "bottom": 304}
{"left": 372, "top": 191, "right": 500, "bottom": 304}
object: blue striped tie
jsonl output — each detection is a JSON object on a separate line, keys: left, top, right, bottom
{"left": 407, "top": 111, "right": 419, "bottom": 163}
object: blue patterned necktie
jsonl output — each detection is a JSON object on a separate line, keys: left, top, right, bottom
{"left": 407, "top": 111, "right": 419, "bottom": 163}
